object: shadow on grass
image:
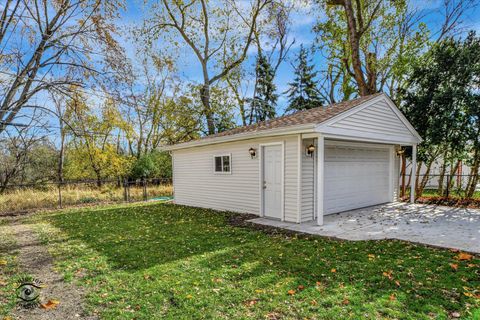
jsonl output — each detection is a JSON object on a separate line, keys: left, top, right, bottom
{"left": 44, "top": 203, "right": 480, "bottom": 319}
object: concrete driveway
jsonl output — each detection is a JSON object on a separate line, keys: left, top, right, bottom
{"left": 249, "top": 202, "right": 480, "bottom": 253}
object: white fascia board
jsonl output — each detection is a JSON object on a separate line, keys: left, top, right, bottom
{"left": 163, "top": 124, "right": 316, "bottom": 151}
{"left": 319, "top": 130, "right": 419, "bottom": 145}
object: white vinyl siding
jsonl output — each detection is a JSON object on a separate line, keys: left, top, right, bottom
{"left": 322, "top": 99, "right": 416, "bottom": 143}
{"left": 172, "top": 135, "right": 299, "bottom": 222}
{"left": 301, "top": 138, "right": 315, "bottom": 222}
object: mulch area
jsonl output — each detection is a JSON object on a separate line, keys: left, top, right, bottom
{"left": 414, "top": 196, "right": 480, "bottom": 208}
{"left": 226, "top": 213, "right": 304, "bottom": 238}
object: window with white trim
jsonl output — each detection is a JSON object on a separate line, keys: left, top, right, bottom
{"left": 214, "top": 154, "right": 231, "bottom": 173}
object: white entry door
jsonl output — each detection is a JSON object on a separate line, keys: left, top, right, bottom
{"left": 263, "top": 145, "right": 282, "bottom": 219}
{"left": 324, "top": 144, "right": 391, "bottom": 215}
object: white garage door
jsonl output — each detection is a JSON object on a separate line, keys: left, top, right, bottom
{"left": 324, "top": 144, "right": 391, "bottom": 215}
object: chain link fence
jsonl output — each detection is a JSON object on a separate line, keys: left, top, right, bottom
{"left": 0, "top": 178, "right": 173, "bottom": 215}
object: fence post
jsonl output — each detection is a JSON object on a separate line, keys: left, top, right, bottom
{"left": 142, "top": 178, "right": 147, "bottom": 201}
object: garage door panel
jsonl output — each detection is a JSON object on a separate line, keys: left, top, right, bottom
{"left": 325, "top": 144, "right": 391, "bottom": 215}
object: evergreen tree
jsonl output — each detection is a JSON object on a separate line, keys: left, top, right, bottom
{"left": 248, "top": 54, "right": 278, "bottom": 123}
{"left": 285, "top": 45, "right": 323, "bottom": 113}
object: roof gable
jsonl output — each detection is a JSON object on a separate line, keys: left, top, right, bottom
{"left": 317, "top": 95, "right": 421, "bottom": 144}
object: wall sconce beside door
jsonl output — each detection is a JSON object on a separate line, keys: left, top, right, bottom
{"left": 249, "top": 147, "right": 257, "bottom": 159}
{"left": 306, "top": 144, "right": 315, "bottom": 157}
{"left": 395, "top": 147, "right": 405, "bottom": 157}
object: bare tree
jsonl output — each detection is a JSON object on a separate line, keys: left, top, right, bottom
{"left": 0, "top": 0, "right": 123, "bottom": 133}
{"left": 436, "top": 0, "right": 480, "bottom": 41}
{"left": 0, "top": 110, "right": 51, "bottom": 192}
{"left": 145, "top": 0, "right": 272, "bottom": 134}
{"left": 225, "top": 1, "right": 294, "bottom": 125}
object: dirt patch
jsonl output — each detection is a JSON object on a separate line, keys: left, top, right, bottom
{"left": 226, "top": 212, "right": 326, "bottom": 239}
{"left": 7, "top": 217, "right": 97, "bottom": 319}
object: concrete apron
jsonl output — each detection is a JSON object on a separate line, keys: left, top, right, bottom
{"left": 249, "top": 202, "right": 480, "bottom": 254}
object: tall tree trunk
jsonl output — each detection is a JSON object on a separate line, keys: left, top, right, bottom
{"left": 418, "top": 159, "right": 434, "bottom": 196}
{"left": 200, "top": 84, "right": 215, "bottom": 135}
{"left": 58, "top": 125, "right": 65, "bottom": 183}
{"left": 414, "top": 160, "right": 422, "bottom": 198}
{"left": 341, "top": 0, "right": 370, "bottom": 96}
{"left": 406, "top": 167, "right": 412, "bottom": 194}
{"left": 466, "top": 148, "right": 479, "bottom": 198}
{"left": 445, "top": 160, "right": 461, "bottom": 196}
{"left": 466, "top": 158, "right": 479, "bottom": 198}
{"left": 437, "top": 152, "right": 448, "bottom": 195}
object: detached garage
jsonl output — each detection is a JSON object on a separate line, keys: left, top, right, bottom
{"left": 166, "top": 93, "right": 422, "bottom": 225}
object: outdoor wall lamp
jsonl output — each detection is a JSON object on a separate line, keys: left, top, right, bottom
{"left": 396, "top": 147, "right": 405, "bottom": 156}
{"left": 249, "top": 147, "right": 257, "bottom": 159}
{"left": 306, "top": 144, "right": 315, "bottom": 157}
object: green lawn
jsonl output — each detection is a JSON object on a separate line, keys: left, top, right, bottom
{"left": 0, "top": 217, "right": 21, "bottom": 317}
{"left": 30, "top": 203, "right": 479, "bottom": 319}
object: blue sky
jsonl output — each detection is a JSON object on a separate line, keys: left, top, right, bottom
{"left": 10, "top": 0, "right": 480, "bottom": 140}
{"left": 116, "top": 0, "right": 480, "bottom": 119}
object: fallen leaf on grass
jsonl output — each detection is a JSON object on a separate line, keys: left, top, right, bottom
{"left": 456, "top": 253, "right": 473, "bottom": 261}
{"left": 0, "top": 260, "right": 7, "bottom": 266}
{"left": 389, "top": 294, "right": 396, "bottom": 301}
{"left": 450, "top": 311, "right": 461, "bottom": 318}
{"left": 243, "top": 299, "right": 259, "bottom": 307}
{"left": 342, "top": 298, "right": 349, "bottom": 305}
{"left": 450, "top": 263, "right": 458, "bottom": 271}
{"left": 331, "top": 268, "right": 336, "bottom": 273}
{"left": 368, "top": 254, "right": 375, "bottom": 260}
{"left": 310, "top": 299, "right": 317, "bottom": 306}
{"left": 297, "top": 285, "right": 305, "bottom": 291}
{"left": 394, "top": 280, "right": 401, "bottom": 287}
{"left": 287, "top": 289, "right": 296, "bottom": 295}
{"left": 41, "top": 299, "right": 60, "bottom": 310}
{"left": 266, "top": 312, "right": 281, "bottom": 320}
{"left": 382, "top": 270, "right": 393, "bottom": 280}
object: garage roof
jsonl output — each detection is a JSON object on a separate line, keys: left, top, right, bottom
{"left": 165, "top": 93, "right": 421, "bottom": 150}
{"left": 205, "top": 93, "right": 383, "bottom": 139}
